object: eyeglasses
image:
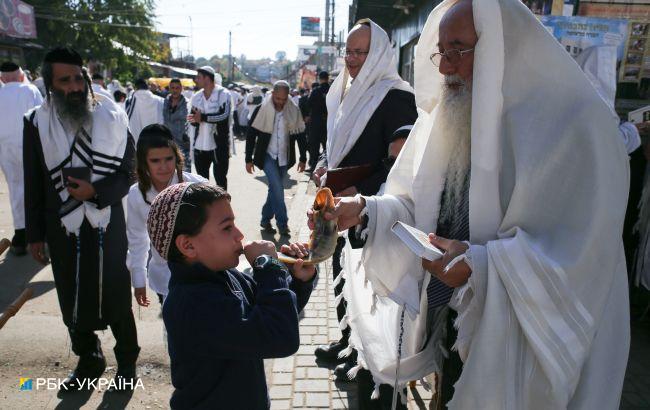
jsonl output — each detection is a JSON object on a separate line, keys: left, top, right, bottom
{"left": 344, "top": 49, "right": 369, "bottom": 58}
{"left": 430, "top": 48, "right": 474, "bottom": 67}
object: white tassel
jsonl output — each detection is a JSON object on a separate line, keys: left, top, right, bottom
{"left": 371, "top": 383, "right": 381, "bottom": 400}
{"left": 339, "top": 315, "right": 349, "bottom": 331}
{"left": 334, "top": 292, "right": 344, "bottom": 307}
{"left": 337, "top": 345, "right": 354, "bottom": 359}
{"left": 347, "top": 363, "right": 363, "bottom": 380}
{"left": 420, "top": 377, "right": 432, "bottom": 391}
{"left": 332, "top": 271, "right": 345, "bottom": 288}
{"left": 359, "top": 226, "right": 370, "bottom": 241}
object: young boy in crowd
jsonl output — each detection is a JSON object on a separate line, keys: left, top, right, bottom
{"left": 147, "top": 182, "right": 316, "bottom": 409}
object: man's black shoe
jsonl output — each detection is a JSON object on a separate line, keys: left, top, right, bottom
{"left": 260, "top": 222, "right": 276, "bottom": 233}
{"left": 60, "top": 355, "right": 107, "bottom": 391}
{"left": 314, "top": 341, "right": 348, "bottom": 363}
{"left": 334, "top": 360, "right": 359, "bottom": 383}
{"left": 10, "top": 230, "right": 27, "bottom": 256}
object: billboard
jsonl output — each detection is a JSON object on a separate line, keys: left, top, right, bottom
{"left": 0, "top": 0, "right": 36, "bottom": 39}
{"left": 301, "top": 17, "right": 320, "bottom": 37}
{"left": 539, "top": 16, "right": 628, "bottom": 61}
{"left": 578, "top": 3, "right": 650, "bottom": 20}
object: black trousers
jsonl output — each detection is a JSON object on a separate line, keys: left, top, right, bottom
{"left": 357, "top": 368, "right": 408, "bottom": 410}
{"left": 308, "top": 128, "right": 326, "bottom": 169}
{"left": 194, "top": 146, "right": 229, "bottom": 190}
{"left": 69, "top": 309, "right": 140, "bottom": 369}
{"left": 440, "top": 311, "right": 463, "bottom": 407}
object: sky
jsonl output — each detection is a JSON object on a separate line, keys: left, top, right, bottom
{"left": 154, "top": 0, "right": 351, "bottom": 61}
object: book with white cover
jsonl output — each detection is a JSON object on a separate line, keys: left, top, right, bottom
{"left": 391, "top": 221, "right": 444, "bottom": 261}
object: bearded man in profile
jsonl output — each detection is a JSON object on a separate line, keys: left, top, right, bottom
{"left": 322, "top": 0, "right": 630, "bottom": 408}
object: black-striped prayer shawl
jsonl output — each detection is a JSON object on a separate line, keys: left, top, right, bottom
{"left": 28, "top": 99, "right": 128, "bottom": 324}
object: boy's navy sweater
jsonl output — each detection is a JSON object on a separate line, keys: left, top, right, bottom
{"left": 163, "top": 259, "right": 315, "bottom": 409}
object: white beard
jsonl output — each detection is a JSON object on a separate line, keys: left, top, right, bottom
{"left": 436, "top": 75, "right": 472, "bottom": 224}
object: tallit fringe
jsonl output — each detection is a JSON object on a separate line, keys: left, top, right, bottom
{"left": 371, "top": 383, "right": 381, "bottom": 400}
{"left": 338, "top": 344, "right": 354, "bottom": 359}
{"left": 420, "top": 377, "right": 432, "bottom": 391}
{"left": 339, "top": 314, "right": 349, "bottom": 331}
{"left": 347, "top": 363, "right": 364, "bottom": 379}
{"left": 334, "top": 292, "right": 344, "bottom": 307}
{"left": 98, "top": 227, "right": 104, "bottom": 320}
{"left": 72, "top": 231, "right": 81, "bottom": 325}
{"left": 332, "top": 270, "right": 345, "bottom": 288}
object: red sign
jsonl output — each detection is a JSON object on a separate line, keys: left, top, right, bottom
{"left": 0, "top": 0, "right": 36, "bottom": 39}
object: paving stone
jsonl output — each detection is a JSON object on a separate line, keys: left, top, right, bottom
{"left": 273, "top": 357, "right": 294, "bottom": 373}
{"left": 270, "top": 399, "right": 291, "bottom": 409}
{"left": 295, "top": 379, "right": 330, "bottom": 392}
{"left": 305, "top": 392, "right": 331, "bottom": 407}
{"left": 292, "top": 392, "right": 305, "bottom": 407}
{"left": 294, "top": 367, "right": 307, "bottom": 378}
{"left": 272, "top": 372, "right": 293, "bottom": 385}
{"left": 300, "top": 326, "right": 318, "bottom": 335}
{"left": 331, "top": 398, "right": 349, "bottom": 409}
{"left": 307, "top": 367, "right": 330, "bottom": 379}
{"left": 313, "top": 334, "right": 329, "bottom": 344}
{"left": 269, "top": 385, "right": 292, "bottom": 400}
{"left": 295, "top": 355, "right": 317, "bottom": 366}
{"left": 301, "top": 317, "right": 327, "bottom": 326}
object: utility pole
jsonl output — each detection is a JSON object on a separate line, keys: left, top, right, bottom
{"left": 228, "top": 30, "right": 233, "bottom": 82}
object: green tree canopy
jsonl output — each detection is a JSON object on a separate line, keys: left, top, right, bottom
{"left": 27, "top": 0, "right": 163, "bottom": 82}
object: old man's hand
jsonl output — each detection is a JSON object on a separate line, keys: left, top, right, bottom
{"left": 421, "top": 234, "right": 472, "bottom": 288}
{"left": 66, "top": 176, "right": 96, "bottom": 201}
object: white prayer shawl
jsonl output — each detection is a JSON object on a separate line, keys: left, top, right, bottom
{"left": 325, "top": 19, "right": 413, "bottom": 168}
{"left": 359, "top": 0, "right": 630, "bottom": 408}
{"left": 34, "top": 99, "right": 128, "bottom": 234}
{"left": 250, "top": 94, "right": 305, "bottom": 136}
{"left": 126, "top": 89, "right": 164, "bottom": 141}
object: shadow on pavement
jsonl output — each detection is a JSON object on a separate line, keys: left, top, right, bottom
{"left": 0, "top": 252, "right": 49, "bottom": 308}
{"left": 96, "top": 389, "right": 134, "bottom": 409}
{"left": 55, "top": 388, "right": 93, "bottom": 409}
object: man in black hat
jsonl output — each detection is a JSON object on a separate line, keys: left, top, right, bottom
{"left": 90, "top": 72, "right": 113, "bottom": 100}
{"left": 23, "top": 47, "right": 140, "bottom": 391}
{"left": 307, "top": 71, "right": 330, "bottom": 171}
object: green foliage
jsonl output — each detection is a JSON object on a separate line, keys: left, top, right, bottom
{"left": 25, "top": 0, "right": 162, "bottom": 80}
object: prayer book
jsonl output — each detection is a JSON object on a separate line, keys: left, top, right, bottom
{"left": 391, "top": 221, "right": 444, "bottom": 261}
{"left": 323, "top": 163, "right": 374, "bottom": 194}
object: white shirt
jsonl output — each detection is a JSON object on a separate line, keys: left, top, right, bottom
{"left": 127, "top": 171, "right": 207, "bottom": 295}
{"left": 0, "top": 82, "right": 43, "bottom": 146}
{"left": 266, "top": 111, "right": 289, "bottom": 166}
{"left": 190, "top": 87, "right": 231, "bottom": 151}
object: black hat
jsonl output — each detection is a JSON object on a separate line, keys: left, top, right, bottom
{"left": 0, "top": 61, "right": 20, "bottom": 72}
{"left": 44, "top": 47, "right": 83, "bottom": 67}
{"left": 91, "top": 73, "right": 104, "bottom": 81}
{"left": 318, "top": 71, "right": 329, "bottom": 79}
{"left": 134, "top": 78, "right": 148, "bottom": 90}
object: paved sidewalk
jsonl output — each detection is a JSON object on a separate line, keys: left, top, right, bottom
{"left": 267, "top": 181, "right": 435, "bottom": 409}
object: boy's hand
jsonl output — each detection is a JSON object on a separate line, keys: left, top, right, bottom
{"left": 134, "top": 287, "right": 150, "bottom": 307}
{"left": 280, "top": 242, "right": 316, "bottom": 282}
{"left": 244, "top": 240, "right": 278, "bottom": 265}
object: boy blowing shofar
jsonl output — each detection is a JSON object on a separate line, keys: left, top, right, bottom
{"left": 147, "top": 182, "right": 316, "bottom": 409}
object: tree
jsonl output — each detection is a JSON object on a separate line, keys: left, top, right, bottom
{"left": 26, "top": 0, "right": 164, "bottom": 82}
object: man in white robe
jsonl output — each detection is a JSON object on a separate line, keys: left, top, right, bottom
{"left": 125, "top": 78, "right": 164, "bottom": 141}
{"left": 0, "top": 62, "right": 43, "bottom": 255}
{"left": 322, "top": 0, "right": 630, "bottom": 408}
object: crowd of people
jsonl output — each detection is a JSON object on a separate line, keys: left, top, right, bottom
{"left": 1, "top": 0, "right": 649, "bottom": 408}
